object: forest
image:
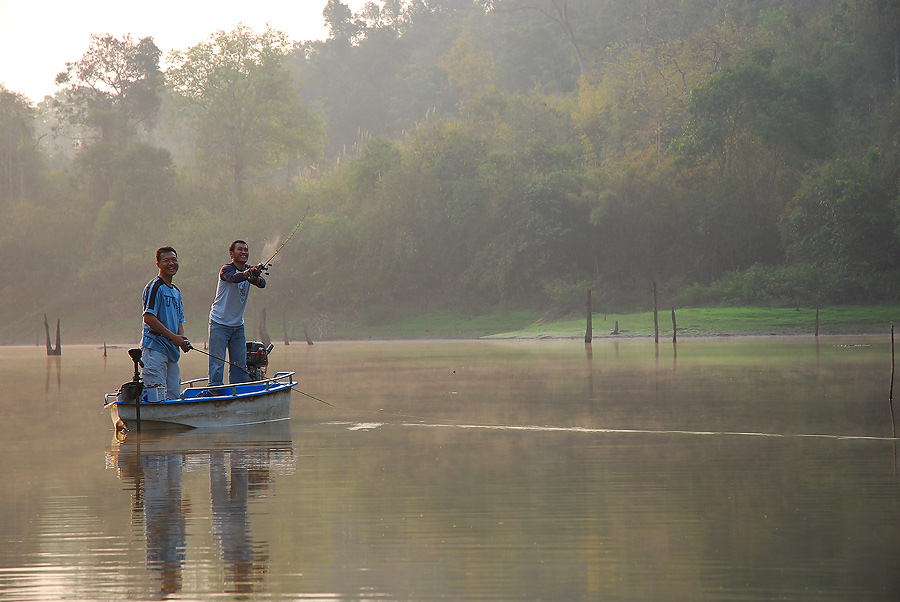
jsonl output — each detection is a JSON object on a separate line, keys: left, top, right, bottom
{"left": 1, "top": 0, "right": 899, "bottom": 343}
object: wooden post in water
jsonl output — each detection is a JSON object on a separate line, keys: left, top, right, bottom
{"left": 815, "top": 299, "right": 820, "bottom": 337}
{"left": 890, "top": 324, "right": 896, "bottom": 439}
{"left": 652, "top": 282, "right": 659, "bottom": 344}
{"left": 671, "top": 307, "right": 677, "bottom": 344}
{"left": 44, "top": 315, "right": 61, "bottom": 356}
{"left": 585, "top": 289, "right": 592, "bottom": 344}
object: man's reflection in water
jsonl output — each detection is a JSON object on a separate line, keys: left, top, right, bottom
{"left": 117, "top": 449, "right": 188, "bottom": 597}
{"left": 113, "top": 431, "right": 287, "bottom": 597}
{"left": 143, "top": 453, "right": 188, "bottom": 596}
{"left": 210, "top": 450, "right": 268, "bottom": 592}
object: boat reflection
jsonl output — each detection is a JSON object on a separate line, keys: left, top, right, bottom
{"left": 106, "top": 422, "right": 294, "bottom": 596}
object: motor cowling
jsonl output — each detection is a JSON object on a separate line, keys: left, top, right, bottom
{"left": 119, "top": 380, "right": 144, "bottom": 404}
{"left": 246, "top": 341, "right": 273, "bottom": 381}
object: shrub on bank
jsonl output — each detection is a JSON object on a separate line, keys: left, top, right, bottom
{"left": 678, "top": 263, "right": 900, "bottom": 308}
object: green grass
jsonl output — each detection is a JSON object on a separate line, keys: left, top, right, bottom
{"left": 487, "top": 305, "right": 900, "bottom": 339}
{"left": 331, "top": 305, "right": 900, "bottom": 340}
{"left": 18, "top": 305, "right": 900, "bottom": 345}
{"left": 328, "top": 309, "right": 544, "bottom": 340}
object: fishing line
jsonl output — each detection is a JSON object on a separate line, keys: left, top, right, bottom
{"left": 404, "top": 423, "right": 898, "bottom": 442}
{"left": 186, "top": 344, "right": 436, "bottom": 418}
{"left": 186, "top": 344, "right": 249, "bottom": 376}
{"left": 291, "top": 387, "right": 337, "bottom": 409}
{"left": 187, "top": 343, "right": 338, "bottom": 410}
{"left": 180, "top": 354, "right": 899, "bottom": 441}
{"left": 187, "top": 343, "right": 896, "bottom": 440}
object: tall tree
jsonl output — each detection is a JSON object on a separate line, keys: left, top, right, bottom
{"left": 0, "top": 86, "right": 40, "bottom": 207}
{"left": 498, "top": 0, "right": 588, "bottom": 76}
{"left": 779, "top": 155, "right": 898, "bottom": 272}
{"left": 166, "top": 25, "right": 325, "bottom": 206}
{"left": 54, "top": 34, "right": 162, "bottom": 147}
{"left": 323, "top": 0, "right": 359, "bottom": 43}
{"left": 439, "top": 27, "right": 498, "bottom": 119}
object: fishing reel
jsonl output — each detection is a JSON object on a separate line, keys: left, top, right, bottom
{"left": 252, "top": 262, "right": 270, "bottom": 276}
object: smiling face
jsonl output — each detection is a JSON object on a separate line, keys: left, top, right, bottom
{"left": 230, "top": 241, "right": 250, "bottom": 269}
{"left": 156, "top": 250, "right": 179, "bottom": 282}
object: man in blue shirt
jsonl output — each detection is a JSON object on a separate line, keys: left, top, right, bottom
{"left": 207, "top": 240, "right": 267, "bottom": 386}
{"left": 142, "top": 246, "right": 191, "bottom": 400}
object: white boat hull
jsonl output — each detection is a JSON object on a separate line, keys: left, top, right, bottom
{"left": 106, "top": 372, "right": 295, "bottom": 429}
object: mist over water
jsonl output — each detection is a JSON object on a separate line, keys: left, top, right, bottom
{"left": 1, "top": 338, "right": 898, "bottom": 601}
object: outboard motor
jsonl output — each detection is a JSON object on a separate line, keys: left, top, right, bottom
{"left": 246, "top": 341, "right": 274, "bottom": 381}
{"left": 118, "top": 348, "right": 144, "bottom": 403}
{"left": 113, "top": 348, "right": 145, "bottom": 432}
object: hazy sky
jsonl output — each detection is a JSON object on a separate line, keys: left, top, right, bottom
{"left": 0, "top": 0, "right": 368, "bottom": 103}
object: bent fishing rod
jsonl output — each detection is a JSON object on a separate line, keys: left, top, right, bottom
{"left": 257, "top": 205, "right": 309, "bottom": 274}
{"left": 184, "top": 341, "right": 336, "bottom": 409}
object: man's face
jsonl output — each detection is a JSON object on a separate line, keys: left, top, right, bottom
{"left": 231, "top": 243, "right": 250, "bottom": 265}
{"left": 157, "top": 251, "right": 179, "bottom": 277}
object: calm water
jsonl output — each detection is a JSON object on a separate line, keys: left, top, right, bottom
{"left": 1, "top": 337, "right": 898, "bottom": 601}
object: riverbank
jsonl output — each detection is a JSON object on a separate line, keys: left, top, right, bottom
{"left": 14, "top": 304, "right": 900, "bottom": 345}
{"left": 327, "top": 305, "right": 900, "bottom": 340}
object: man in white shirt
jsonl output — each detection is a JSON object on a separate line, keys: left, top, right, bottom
{"left": 207, "top": 240, "right": 266, "bottom": 386}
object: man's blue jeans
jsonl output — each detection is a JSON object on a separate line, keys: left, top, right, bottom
{"left": 142, "top": 346, "right": 181, "bottom": 400}
{"left": 208, "top": 321, "right": 247, "bottom": 386}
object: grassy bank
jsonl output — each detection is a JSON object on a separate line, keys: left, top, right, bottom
{"left": 15, "top": 304, "right": 900, "bottom": 346}
{"left": 329, "top": 305, "right": 900, "bottom": 340}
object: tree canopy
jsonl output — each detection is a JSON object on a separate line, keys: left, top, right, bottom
{"left": 3, "top": 0, "right": 900, "bottom": 342}
{"left": 166, "top": 25, "right": 325, "bottom": 206}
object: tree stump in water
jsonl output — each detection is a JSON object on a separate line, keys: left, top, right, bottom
{"left": 44, "top": 315, "right": 61, "bottom": 356}
{"left": 258, "top": 307, "right": 272, "bottom": 347}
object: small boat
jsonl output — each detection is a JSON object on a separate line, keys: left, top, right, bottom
{"left": 104, "top": 344, "right": 296, "bottom": 430}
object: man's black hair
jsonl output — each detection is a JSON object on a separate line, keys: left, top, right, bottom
{"left": 156, "top": 246, "right": 177, "bottom": 262}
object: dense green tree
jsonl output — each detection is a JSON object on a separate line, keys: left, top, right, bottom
{"left": 323, "top": 0, "right": 360, "bottom": 43}
{"left": 5, "top": 0, "right": 900, "bottom": 342}
{"left": 167, "top": 25, "right": 325, "bottom": 207}
{"left": 51, "top": 34, "right": 167, "bottom": 211}
{"left": 494, "top": 18, "right": 578, "bottom": 94}
{"left": 0, "top": 87, "right": 40, "bottom": 207}
{"left": 440, "top": 26, "right": 497, "bottom": 118}
{"left": 779, "top": 156, "right": 898, "bottom": 271}
{"left": 495, "top": 0, "right": 590, "bottom": 76}
{"left": 292, "top": 0, "right": 466, "bottom": 157}
{"left": 670, "top": 61, "right": 837, "bottom": 280}
{"left": 54, "top": 33, "right": 162, "bottom": 147}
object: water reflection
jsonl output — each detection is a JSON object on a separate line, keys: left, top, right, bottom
{"left": 2, "top": 341, "right": 898, "bottom": 602}
{"left": 45, "top": 355, "right": 60, "bottom": 391}
{"left": 107, "top": 423, "right": 294, "bottom": 597}
{"left": 210, "top": 449, "right": 267, "bottom": 592}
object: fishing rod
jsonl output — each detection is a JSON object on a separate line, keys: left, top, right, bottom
{"left": 257, "top": 205, "right": 309, "bottom": 274}
{"left": 185, "top": 341, "right": 336, "bottom": 409}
